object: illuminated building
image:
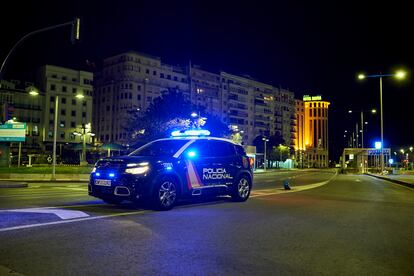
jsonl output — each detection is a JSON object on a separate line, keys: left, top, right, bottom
{"left": 94, "top": 51, "right": 296, "bottom": 146}
{"left": 295, "top": 95, "right": 330, "bottom": 167}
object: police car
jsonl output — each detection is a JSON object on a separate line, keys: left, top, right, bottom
{"left": 88, "top": 130, "right": 254, "bottom": 210}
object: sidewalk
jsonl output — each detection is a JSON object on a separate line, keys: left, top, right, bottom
{"left": 366, "top": 173, "right": 414, "bottom": 188}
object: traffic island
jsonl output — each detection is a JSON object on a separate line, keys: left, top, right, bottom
{"left": 366, "top": 173, "right": 414, "bottom": 188}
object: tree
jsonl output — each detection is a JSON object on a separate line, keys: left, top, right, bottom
{"left": 126, "top": 88, "right": 230, "bottom": 144}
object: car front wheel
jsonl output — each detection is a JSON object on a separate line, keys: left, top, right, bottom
{"left": 231, "top": 175, "right": 251, "bottom": 202}
{"left": 153, "top": 177, "right": 179, "bottom": 211}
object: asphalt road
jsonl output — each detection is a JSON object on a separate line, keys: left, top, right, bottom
{"left": 0, "top": 170, "right": 413, "bottom": 275}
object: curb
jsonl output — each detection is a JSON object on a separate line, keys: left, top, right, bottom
{"left": 0, "top": 182, "right": 28, "bottom": 188}
{"left": 365, "top": 173, "right": 414, "bottom": 189}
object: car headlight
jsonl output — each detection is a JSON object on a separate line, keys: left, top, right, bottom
{"left": 125, "top": 165, "right": 149, "bottom": 174}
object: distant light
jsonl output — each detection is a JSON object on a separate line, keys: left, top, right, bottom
{"left": 389, "top": 158, "right": 394, "bottom": 164}
{"left": 166, "top": 166, "right": 173, "bottom": 170}
{"left": 76, "top": 94, "right": 85, "bottom": 99}
{"left": 375, "top": 142, "right": 382, "bottom": 149}
{"left": 191, "top": 112, "right": 198, "bottom": 118}
{"left": 29, "top": 90, "right": 39, "bottom": 96}
{"left": 109, "top": 173, "right": 115, "bottom": 177}
{"left": 400, "top": 149, "right": 405, "bottom": 154}
{"left": 358, "top": 74, "right": 366, "bottom": 80}
{"left": 395, "top": 70, "right": 406, "bottom": 79}
{"left": 187, "top": 151, "right": 196, "bottom": 158}
{"left": 348, "top": 110, "right": 353, "bottom": 113}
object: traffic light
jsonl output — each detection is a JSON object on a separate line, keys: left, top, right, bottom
{"left": 71, "top": 17, "right": 81, "bottom": 44}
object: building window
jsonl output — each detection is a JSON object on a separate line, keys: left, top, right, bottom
{"left": 82, "top": 112, "right": 86, "bottom": 118}
{"left": 50, "top": 96, "right": 55, "bottom": 102}
{"left": 71, "top": 122, "right": 76, "bottom": 128}
{"left": 60, "top": 121, "right": 65, "bottom": 127}
{"left": 72, "top": 99, "right": 76, "bottom": 105}
{"left": 48, "top": 131, "right": 53, "bottom": 138}
{"left": 137, "top": 85, "right": 141, "bottom": 91}
{"left": 146, "top": 69, "right": 150, "bottom": 74}
{"left": 153, "top": 71, "right": 157, "bottom": 76}
{"left": 61, "top": 97, "right": 66, "bottom": 104}
{"left": 50, "top": 108, "right": 54, "bottom": 114}
{"left": 62, "top": 86, "right": 67, "bottom": 92}
{"left": 72, "top": 88, "right": 77, "bottom": 94}
{"left": 60, "top": 132, "right": 65, "bottom": 139}
{"left": 61, "top": 109, "right": 66, "bottom": 116}
{"left": 137, "top": 95, "right": 141, "bottom": 101}
{"left": 160, "top": 73, "right": 164, "bottom": 78}
{"left": 83, "top": 101, "right": 86, "bottom": 106}
{"left": 50, "top": 84, "right": 56, "bottom": 91}
{"left": 71, "top": 110, "right": 76, "bottom": 116}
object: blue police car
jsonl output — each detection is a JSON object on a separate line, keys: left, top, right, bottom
{"left": 88, "top": 130, "right": 254, "bottom": 210}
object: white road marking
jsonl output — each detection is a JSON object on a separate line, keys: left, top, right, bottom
{"left": 251, "top": 171, "right": 337, "bottom": 198}
{"left": 7, "top": 207, "right": 90, "bottom": 219}
{"left": 0, "top": 210, "right": 147, "bottom": 233}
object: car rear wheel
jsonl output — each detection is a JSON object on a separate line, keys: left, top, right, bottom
{"left": 153, "top": 177, "right": 179, "bottom": 211}
{"left": 231, "top": 175, "right": 251, "bottom": 202}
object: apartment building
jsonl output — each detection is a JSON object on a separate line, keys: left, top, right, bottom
{"left": 35, "top": 65, "right": 93, "bottom": 150}
{"left": 0, "top": 80, "right": 44, "bottom": 154}
{"left": 94, "top": 51, "right": 297, "bottom": 148}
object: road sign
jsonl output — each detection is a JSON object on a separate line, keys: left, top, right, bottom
{"left": 0, "top": 123, "right": 26, "bottom": 142}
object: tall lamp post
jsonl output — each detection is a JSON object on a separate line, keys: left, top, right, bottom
{"left": 262, "top": 137, "right": 269, "bottom": 171}
{"left": 358, "top": 70, "right": 406, "bottom": 174}
{"left": 348, "top": 108, "right": 376, "bottom": 148}
{"left": 51, "top": 93, "right": 85, "bottom": 180}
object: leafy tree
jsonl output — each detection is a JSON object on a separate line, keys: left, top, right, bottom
{"left": 126, "top": 88, "right": 230, "bottom": 144}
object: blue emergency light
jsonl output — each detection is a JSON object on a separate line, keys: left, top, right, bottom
{"left": 171, "top": 129, "right": 211, "bottom": 137}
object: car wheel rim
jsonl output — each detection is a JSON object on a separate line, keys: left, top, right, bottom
{"left": 238, "top": 178, "right": 250, "bottom": 198}
{"left": 159, "top": 181, "right": 176, "bottom": 207}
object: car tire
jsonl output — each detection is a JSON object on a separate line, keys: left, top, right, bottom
{"left": 152, "top": 176, "right": 179, "bottom": 211}
{"left": 102, "top": 197, "right": 123, "bottom": 205}
{"left": 231, "top": 175, "right": 251, "bottom": 202}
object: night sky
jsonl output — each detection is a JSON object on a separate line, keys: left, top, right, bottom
{"left": 1, "top": 1, "right": 413, "bottom": 160}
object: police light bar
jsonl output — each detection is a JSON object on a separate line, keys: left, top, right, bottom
{"left": 171, "top": 129, "right": 211, "bottom": 137}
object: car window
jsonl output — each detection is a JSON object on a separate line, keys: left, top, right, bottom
{"left": 129, "top": 139, "right": 189, "bottom": 157}
{"left": 184, "top": 140, "right": 211, "bottom": 157}
{"left": 235, "top": 145, "right": 246, "bottom": 156}
{"left": 208, "top": 140, "right": 236, "bottom": 157}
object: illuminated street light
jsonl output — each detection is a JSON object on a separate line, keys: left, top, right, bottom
{"left": 357, "top": 70, "right": 407, "bottom": 174}
{"left": 75, "top": 94, "right": 85, "bottom": 99}
{"left": 348, "top": 108, "right": 376, "bottom": 148}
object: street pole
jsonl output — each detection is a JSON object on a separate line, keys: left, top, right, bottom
{"left": 361, "top": 111, "right": 364, "bottom": 148}
{"left": 380, "top": 76, "right": 385, "bottom": 174}
{"left": 52, "top": 95, "right": 58, "bottom": 180}
{"left": 355, "top": 123, "right": 359, "bottom": 148}
{"left": 263, "top": 140, "right": 267, "bottom": 171}
{"left": 82, "top": 126, "right": 87, "bottom": 165}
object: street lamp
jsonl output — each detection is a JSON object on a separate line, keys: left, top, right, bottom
{"left": 262, "top": 137, "right": 269, "bottom": 171}
{"left": 348, "top": 108, "right": 376, "bottom": 148}
{"left": 51, "top": 93, "right": 85, "bottom": 180}
{"left": 357, "top": 70, "right": 407, "bottom": 174}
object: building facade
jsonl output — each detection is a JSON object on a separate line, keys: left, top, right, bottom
{"left": 35, "top": 65, "right": 94, "bottom": 150}
{"left": 295, "top": 95, "right": 330, "bottom": 167}
{"left": 94, "top": 51, "right": 297, "bottom": 148}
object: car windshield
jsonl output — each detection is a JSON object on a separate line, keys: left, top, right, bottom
{"left": 128, "top": 139, "right": 190, "bottom": 157}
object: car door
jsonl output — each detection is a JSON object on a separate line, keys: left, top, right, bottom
{"left": 205, "top": 140, "right": 238, "bottom": 186}
{"left": 182, "top": 140, "right": 215, "bottom": 190}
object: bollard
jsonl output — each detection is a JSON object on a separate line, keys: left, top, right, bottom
{"left": 283, "top": 179, "right": 291, "bottom": 190}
